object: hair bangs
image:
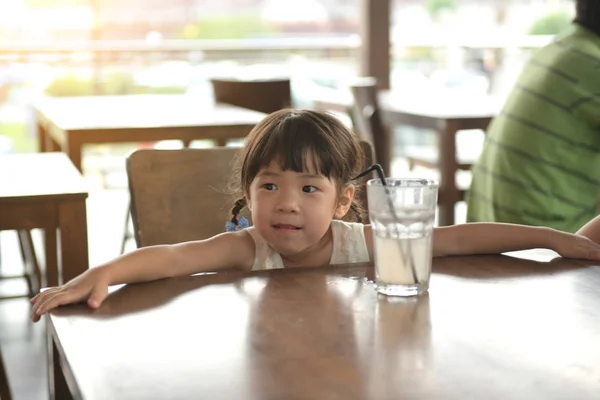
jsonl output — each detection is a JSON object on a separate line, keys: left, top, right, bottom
{"left": 247, "top": 112, "right": 343, "bottom": 181}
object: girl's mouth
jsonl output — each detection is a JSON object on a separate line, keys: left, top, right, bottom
{"left": 273, "top": 224, "right": 301, "bottom": 230}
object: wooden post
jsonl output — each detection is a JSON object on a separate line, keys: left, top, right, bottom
{"left": 360, "top": 0, "right": 391, "bottom": 89}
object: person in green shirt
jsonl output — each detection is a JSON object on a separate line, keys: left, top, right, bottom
{"left": 467, "top": 0, "right": 600, "bottom": 233}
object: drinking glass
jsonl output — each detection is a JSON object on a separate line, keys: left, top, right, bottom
{"left": 367, "top": 178, "right": 438, "bottom": 296}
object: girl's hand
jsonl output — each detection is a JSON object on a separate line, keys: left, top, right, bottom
{"left": 30, "top": 267, "right": 110, "bottom": 322}
{"left": 552, "top": 231, "right": 600, "bottom": 260}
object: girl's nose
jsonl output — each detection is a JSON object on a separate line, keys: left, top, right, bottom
{"left": 276, "top": 191, "right": 300, "bottom": 213}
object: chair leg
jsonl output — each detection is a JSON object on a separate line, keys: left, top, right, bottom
{"left": 17, "top": 231, "right": 26, "bottom": 266}
{"left": 120, "top": 201, "right": 132, "bottom": 254}
{"left": 0, "top": 345, "right": 12, "bottom": 400}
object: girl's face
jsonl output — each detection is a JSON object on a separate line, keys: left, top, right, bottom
{"left": 247, "top": 155, "right": 354, "bottom": 258}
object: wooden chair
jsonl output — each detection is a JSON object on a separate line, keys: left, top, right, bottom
{"left": 355, "top": 140, "right": 374, "bottom": 223}
{"left": 0, "top": 345, "right": 11, "bottom": 400}
{"left": 349, "top": 77, "right": 392, "bottom": 176}
{"left": 211, "top": 78, "right": 292, "bottom": 115}
{"left": 126, "top": 147, "right": 251, "bottom": 247}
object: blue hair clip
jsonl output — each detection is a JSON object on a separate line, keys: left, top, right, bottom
{"left": 226, "top": 216, "right": 249, "bottom": 232}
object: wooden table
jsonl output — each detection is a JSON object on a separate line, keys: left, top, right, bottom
{"left": 314, "top": 90, "right": 499, "bottom": 225}
{"left": 34, "top": 94, "right": 267, "bottom": 172}
{"left": 380, "top": 91, "right": 497, "bottom": 225}
{"left": 47, "top": 250, "right": 600, "bottom": 399}
{"left": 0, "top": 153, "right": 88, "bottom": 289}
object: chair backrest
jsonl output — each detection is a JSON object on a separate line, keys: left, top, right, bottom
{"left": 355, "top": 140, "right": 374, "bottom": 223}
{"left": 349, "top": 77, "right": 392, "bottom": 175}
{"left": 211, "top": 78, "right": 292, "bottom": 114}
{"left": 126, "top": 148, "right": 251, "bottom": 247}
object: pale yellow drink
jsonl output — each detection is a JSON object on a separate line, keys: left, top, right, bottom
{"left": 374, "top": 236, "right": 432, "bottom": 286}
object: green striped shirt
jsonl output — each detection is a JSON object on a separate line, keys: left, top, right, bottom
{"left": 467, "top": 25, "right": 600, "bottom": 233}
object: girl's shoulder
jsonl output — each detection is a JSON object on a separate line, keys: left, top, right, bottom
{"left": 243, "top": 226, "right": 261, "bottom": 246}
{"left": 214, "top": 228, "right": 256, "bottom": 271}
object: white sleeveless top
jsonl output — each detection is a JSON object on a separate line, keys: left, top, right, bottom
{"left": 247, "top": 220, "right": 370, "bottom": 270}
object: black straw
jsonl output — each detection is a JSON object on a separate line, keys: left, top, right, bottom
{"left": 350, "top": 163, "right": 387, "bottom": 185}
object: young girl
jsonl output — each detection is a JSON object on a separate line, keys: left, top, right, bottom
{"left": 31, "top": 109, "right": 600, "bottom": 321}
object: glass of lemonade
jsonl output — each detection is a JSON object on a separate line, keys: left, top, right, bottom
{"left": 367, "top": 178, "right": 438, "bottom": 296}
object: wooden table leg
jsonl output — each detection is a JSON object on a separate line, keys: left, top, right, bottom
{"left": 66, "top": 136, "right": 83, "bottom": 173}
{"left": 438, "top": 120, "right": 460, "bottom": 226}
{"left": 39, "top": 123, "right": 61, "bottom": 153}
{"left": 59, "top": 200, "right": 89, "bottom": 284}
{"left": 47, "top": 321, "right": 73, "bottom": 400}
{"left": 37, "top": 119, "right": 48, "bottom": 153}
{"left": 44, "top": 228, "right": 59, "bottom": 288}
{"left": 47, "top": 135, "right": 61, "bottom": 152}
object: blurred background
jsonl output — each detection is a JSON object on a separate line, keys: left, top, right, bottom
{"left": 0, "top": 0, "right": 577, "bottom": 260}
{"left": 0, "top": 0, "right": 575, "bottom": 154}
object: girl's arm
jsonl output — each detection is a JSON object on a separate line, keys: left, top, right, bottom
{"left": 103, "top": 230, "right": 254, "bottom": 285}
{"left": 433, "top": 222, "right": 600, "bottom": 259}
{"left": 576, "top": 215, "right": 600, "bottom": 244}
{"left": 31, "top": 230, "right": 255, "bottom": 320}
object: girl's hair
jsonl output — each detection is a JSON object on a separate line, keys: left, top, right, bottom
{"left": 575, "top": 0, "right": 600, "bottom": 36}
{"left": 229, "top": 108, "right": 366, "bottom": 224}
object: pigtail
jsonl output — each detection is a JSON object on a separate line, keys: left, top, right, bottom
{"left": 349, "top": 202, "right": 363, "bottom": 223}
{"left": 230, "top": 198, "right": 247, "bottom": 224}
{"left": 341, "top": 201, "right": 365, "bottom": 223}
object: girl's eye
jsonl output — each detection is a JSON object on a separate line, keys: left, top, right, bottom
{"left": 263, "top": 183, "right": 277, "bottom": 191}
{"left": 302, "top": 185, "right": 317, "bottom": 193}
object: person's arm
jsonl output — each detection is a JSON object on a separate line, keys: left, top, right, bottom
{"left": 576, "top": 215, "right": 600, "bottom": 244}
{"left": 103, "top": 230, "right": 254, "bottom": 285}
{"left": 433, "top": 222, "right": 600, "bottom": 259}
{"left": 364, "top": 223, "right": 561, "bottom": 260}
{"left": 31, "top": 230, "right": 255, "bottom": 321}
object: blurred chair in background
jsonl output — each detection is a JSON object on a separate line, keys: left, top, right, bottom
{"left": 211, "top": 78, "right": 292, "bottom": 116}
{"left": 349, "top": 77, "right": 392, "bottom": 176}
